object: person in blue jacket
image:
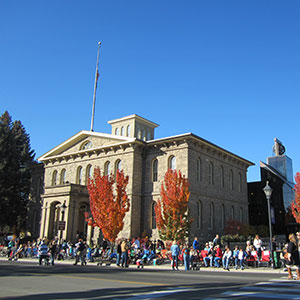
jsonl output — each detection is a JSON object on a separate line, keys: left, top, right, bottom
{"left": 170, "top": 240, "right": 180, "bottom": 270}
{"left": 192, "top": 237, "right": 200, "bottom": 251}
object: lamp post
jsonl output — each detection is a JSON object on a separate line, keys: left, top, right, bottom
{"left": 60, "top": 201, "right": 67, "bottom": 242}
{"left": 263, "top": 181, "right": 273, "bottom": 267}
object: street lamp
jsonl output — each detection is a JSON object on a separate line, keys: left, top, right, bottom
{"left": 60, "top": 201, "right": 67, "bottom": 242}
{"left": 263, "top": 181, "right": 273, "bottom": 267}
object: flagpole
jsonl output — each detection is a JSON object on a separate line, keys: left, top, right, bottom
{"left": 90, "top": 41, "right": 101, "bottom": 132}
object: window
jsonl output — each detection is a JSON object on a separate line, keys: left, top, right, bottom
{"left": 147, "top": 131, "right": 151, "bottom": 140}
{"left": 115, "top": 127, "right": 119, "bottom": 135}
{"left": 221, "top": 204, "right": 225, "bottom": 229}
{"left": 229, "top": 169, "right": 234, "bottom": 190}
{"left": 239, "top": 173, "right": 242, "bottom": 192}
{"left": 76, "top": 166, "right": 83, "bottom": 184}
{"left": 81, "top": 141, "right": 92, "bottom": 150}
{"left": 151, "top": 202, "right": 157, "bottom": 229}
{"left": 121, "top": 126, "right": 124, "bottom": 136}
{"left": 142, "top": 129, "right": 146, "bottom": 141}
{"left": 86, "top": 165, "right": 92, "bottom": 184}
{"left": 208, "top": 161, "right": 214, "bottom": 185}
{"left": 115, "top": 160, "right": 122, "bottom": 177}
{"left": 209, "top": 202, "right": 214, "bottom": 230}
{"left": 126, "top": 125, "right": 131, "bottom": 137}
{"left": 52, "top": 170, "right": 57, "bottom": 186}
{"left": 152, "top": 159, "right": 158, "bottom": 182}
{"left": 104, "top": 161, "right": 111, "bottom": 176}
{"left": 37, "top": 177, "right": 43, "bottom": 194}
{"left": 197, "top": 200, "right": 202, "bottom": 229}
{"left": 60, "top": 169, "right": 66, "bottom": 184}
{"left": 239, "top": 207, "right": 243, "bottom": 223}
{"left": 196, "top": 158, "right": 202, "bottom": 182}
{"left": 230, "top": 206, "right": 234, "bottom": 220}
{"left": 220, "top": 166, "right": 224, "bottom": 188}
{"left": 137, "top": 127, "right": 142, "bottom": 139}
{"left": 169, "top": 156, "right": 176, "bottom": 170}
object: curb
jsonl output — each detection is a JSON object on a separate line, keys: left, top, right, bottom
{"left": 0, "top": 257, "right": 286, "bottom": 274}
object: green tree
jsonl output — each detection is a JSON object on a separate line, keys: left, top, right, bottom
{"left": 0, "top": 111, "right": 35, "bottom": 232}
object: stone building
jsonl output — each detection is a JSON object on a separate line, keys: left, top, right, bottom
{"left": 26, "top": 162, "right": 44, "bottom": 238}
{"left": 38, "top": 114, "right": 254, "bottom": 243}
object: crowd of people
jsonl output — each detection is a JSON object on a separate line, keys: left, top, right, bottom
{"left": 2, "top": 232, "right": 300, "bottom": 279}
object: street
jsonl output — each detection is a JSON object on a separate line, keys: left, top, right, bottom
{"left": 0, "top": 260, "right": 299, "bottom": 299}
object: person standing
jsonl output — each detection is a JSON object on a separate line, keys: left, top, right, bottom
{"left": 285, "top": 233, "right": 300, "bottom": 280}
{"left": 49, "top": 240, "right": 57, "bottom": 266}
{"left": 213, "top": 234, "right": 222, "bottom": 248}
{"left": 73, "top": 239, "right": 86, "bottom": 266}
{"left": 182, "top": 243, "right": 190, "bottom": 271}
{"left": 116, "top": 240, "right": 122, "bottom": 267}
{"left": 38, "top": 240, "right": 49, "bottom": 265}
{"left": 170, "top": 240, "right": 180, "bottom": 270}
{"left": 121, "top": 239, "right": 128, "bottom": 267}
{"left": 253, "top": 234, "right": 263, "bottom": 262}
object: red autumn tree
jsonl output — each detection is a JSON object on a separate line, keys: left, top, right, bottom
{"left": 86, "top": 168, "right": 130, "bottom": 243}
{"left": 291, "top": 172, "right": 300, "bottom": 223}
{"left": 155, "top": 169, "right": 192, "bottom": 241}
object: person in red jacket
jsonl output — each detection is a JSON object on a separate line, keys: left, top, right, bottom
{"left": 213, "top": 245, "right": 223, "bottom": 268}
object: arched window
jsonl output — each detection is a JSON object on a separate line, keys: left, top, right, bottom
{"left": 239, "top": 173, "right": 242, "bottom": 192}
{"left": 60, "top": 169, "right": 66, "bottom": 184}
{"left": 121, "top": 126, "right": 124, "bottom": 136}
{"left": 152, "top": 159, "right": 158, "bottom": 182}
{"left": 104, "top": 161, "right": 111, "bottom": 176}
{"left": 85, "top": 165, "right": 92, "bottom": 184}
{"left": 197, "top": 200, "right": 202, "bottom": 229}
{"left": 169, "top": 156, "right": 176, "bottom": 170}
{"left": 151, "top": 202, "right": 156, "bottom": 229}
{"left": 52, "top": 170, "right": 57, "bottom": 186}
{"left": 239, "top": 207, "right": 243, "bottom": 223}
{"left": 208, "top": 161, "right": 214, "bottom": 185}
{"left": 115, "top": 160, "right": 122, "bottom": 178}
{"left": 220, "top": 166, "right": 224, "bottom": 188}
{"left": 115, "top": 127, "right": 119, "bottom": 135}
{"left": 76, "top": 166, "right": 83, "bottom": 184}
{"left": 230, "top": 206, "right": 234, "bottom": 220}
{"left": 80, "top": 141, "right": 92, "bottom": 150}
{"left": 126, "top": 125, "right": 131, "bottom": 137}
{"left": 221, "top": 204, "right": 225, "bottom": 229}
{"left": 196, "top": 158, "right": 202, "bottom": 182}
{"left": 209, "top": 202, "right": 214, "bottom": 230}
{"left": 229, "top": 169, "right": 234, "bottom": 190}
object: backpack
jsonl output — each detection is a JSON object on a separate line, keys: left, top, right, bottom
{"left": 78, "top": 242, "right": 85, "bottom": 251}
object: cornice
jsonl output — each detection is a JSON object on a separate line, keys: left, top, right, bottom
{"left": 42, "top": 140, "right": 144, "bottom": 165}
{"left": 147, "top": 133, "right": 254, "bottom": 167}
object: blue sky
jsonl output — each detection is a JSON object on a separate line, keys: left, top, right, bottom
{"left": 1, "top": 1, "right": 299, "bottom": 182}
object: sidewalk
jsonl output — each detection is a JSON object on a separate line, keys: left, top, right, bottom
{"left": 0, "top": 256, "right": 287, "bottom": 274}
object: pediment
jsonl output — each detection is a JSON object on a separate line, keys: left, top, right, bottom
{"left": 38, "top": 130, "right": 135, "bottom": 161}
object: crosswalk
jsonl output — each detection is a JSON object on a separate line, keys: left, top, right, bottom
{"left": 204, "top": 279, "right": 300, "bottom": 299}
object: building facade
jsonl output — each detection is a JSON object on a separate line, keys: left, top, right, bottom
{"left": 38, "top": 115, "right": 254, "bottom": 243}
{"left": 26, "top": 162, "right": 44, "bottom": 238}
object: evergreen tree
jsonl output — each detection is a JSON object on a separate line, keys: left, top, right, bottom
{"left": 0, "top": 111, "right": 35, "bottom": 232}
